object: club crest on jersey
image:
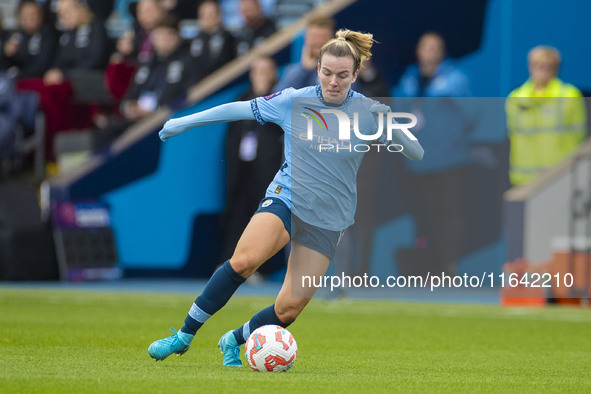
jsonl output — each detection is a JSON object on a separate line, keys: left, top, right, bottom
{"left": 264, "top": 91, "right": 282, "bottom": 100}
{"left": 262, "top": 199, "right": 273, "bottom": 207}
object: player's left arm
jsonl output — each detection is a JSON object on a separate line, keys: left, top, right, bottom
{"left": 370, "top": 103, "right": 424, "bottom": 161}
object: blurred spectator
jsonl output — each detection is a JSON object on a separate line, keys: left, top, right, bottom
{"left": 235, "top": 0, "right": 276, "bottom": 56}
{"left": 397, "top": 32, "right": 470, "bottom": 98}
{"left": 104, "top": 0, "right": 167, "bottom": 104}
{"left": 4, "top": 1, "right": 57, "bottom": 79}
{"left": 0, "top": 72, "right": 40, "bottom": 180}
{"left": 96, "top": 16, "right": 196, "bottom": 145}
{"left": 123, "top": 16, "right": 195, "bottom": 118}
{"left": 43, "top": 0, "right": 110, "bottom": 85}
{"left": 15, "top": 0, "right": 110, "bottom": 161}
{"left": 189, "top": 0, "right": 236, "bottom": 82}
{"left": 105, "top": 30, "right": 138, "bottom": 102}
{"left": 222, "top": 56, "right": 283, "bottom": 264}
{"left": 274, "top": 15, "right": 334, "bottom": 91}
{"left": 506, "top": 46, "right": 587, "bottom": 186}
{"left": 41, "top": 0, "right": 114, "bottom": 26}
{"left": 219, "top": 0, "right": 275, "bottom": 31}
{"left": 353, "top": 58, "right": 390, "bottom": 98}
{"left": 395, "top": 32, "right": 471, "bottom": 275}
{"left": 112, "top": 30, "right": 135, "bottom": 64}
{"left": 131, "top": 0, "right": 166, "bottom": 63}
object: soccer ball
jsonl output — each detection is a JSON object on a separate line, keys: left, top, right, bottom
{"left": 244, "top": 325, "right": 298, "bottom": 372}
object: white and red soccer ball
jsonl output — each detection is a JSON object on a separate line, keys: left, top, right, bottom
{"left": 244, "top": 325, "right": 298, "bottom": 372}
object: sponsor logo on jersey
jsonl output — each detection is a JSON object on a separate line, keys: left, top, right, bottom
{"left": 262, "top": 199, "right": 273, "bottom": 207}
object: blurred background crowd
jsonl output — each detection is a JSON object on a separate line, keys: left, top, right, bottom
{"left": 0, "top": 0, "right": 288, "bottom": 173}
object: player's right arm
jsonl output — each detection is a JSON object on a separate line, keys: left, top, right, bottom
{"left": 159, "top": 101, "right": 255, "bottom": 141}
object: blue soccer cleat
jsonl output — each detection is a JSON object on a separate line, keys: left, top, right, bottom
{"left": 148, "top": 328, "right": 194, "bottom": 361}
{"left": 218, "top": 330, "right": 243, "bottom": 367}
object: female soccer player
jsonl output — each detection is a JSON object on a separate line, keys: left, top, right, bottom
{"left": 148, "top": 28, "right": 424, "bottom": 366}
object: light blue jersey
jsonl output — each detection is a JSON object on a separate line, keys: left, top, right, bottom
{"left": 251, "top": 85, "right": 389, "bottom": 231}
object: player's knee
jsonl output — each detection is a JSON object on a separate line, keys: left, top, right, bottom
{"left": 229, "top": 255, "right": 259, "bottom": 278}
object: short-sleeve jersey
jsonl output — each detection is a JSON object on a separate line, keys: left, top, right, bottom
{"left": 251, "top": 85, "right": 389, "bottom": 231}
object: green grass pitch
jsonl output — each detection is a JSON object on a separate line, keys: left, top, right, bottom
{"left": 1, "top": 287, "right": 590, "bottom": 393}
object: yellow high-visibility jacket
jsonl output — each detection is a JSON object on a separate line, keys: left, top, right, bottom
{"left": 506, "top": 78, "right": 587, "bottom": 186}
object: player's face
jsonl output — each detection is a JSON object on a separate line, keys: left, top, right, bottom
{"left": 317, "top": 54, "right": 357, "bottom": 105}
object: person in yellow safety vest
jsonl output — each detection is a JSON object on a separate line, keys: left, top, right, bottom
{"left": 506, "top": 46, "right": 587, "bottom": 186}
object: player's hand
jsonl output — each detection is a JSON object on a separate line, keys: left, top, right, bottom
{"left": 159, "top": 118, "right": 187, "bottom": 141}
{"left": 369, "top": 102, "right": 391, "bottom": 115}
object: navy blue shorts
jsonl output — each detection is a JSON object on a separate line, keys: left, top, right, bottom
{"left": 254, "top": 197, "right": 344, "bottom": 260}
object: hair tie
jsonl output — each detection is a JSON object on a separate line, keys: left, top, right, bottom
{"left": 336, "top": 37, "right": 346, "bottom": 41}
